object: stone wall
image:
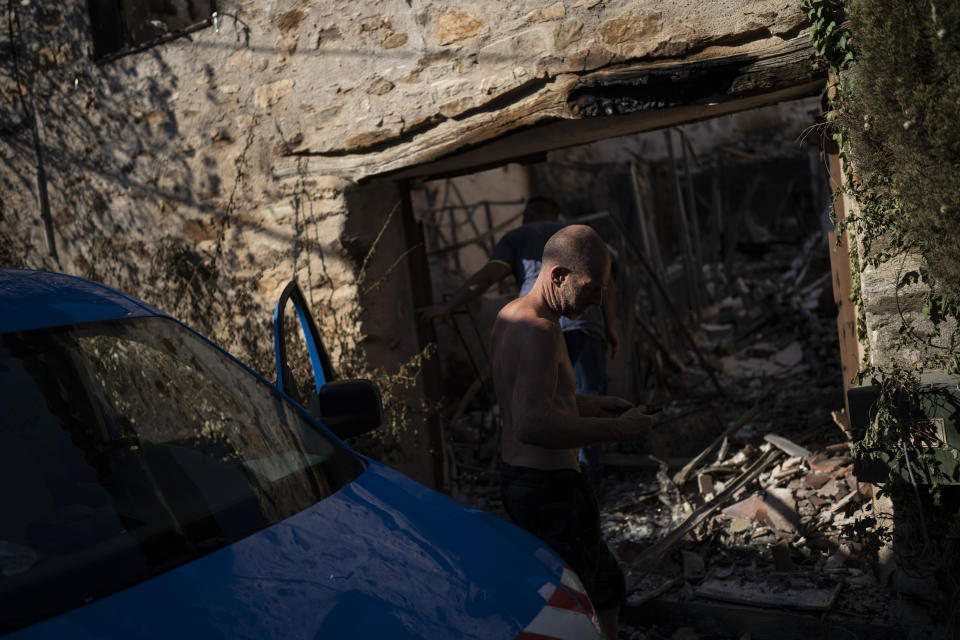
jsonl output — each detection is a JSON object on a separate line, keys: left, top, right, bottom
{"left": 1, "top": 0, "right": 825, "bottom": 485}
{"left": 851, "top": 206, "right": 958, "bottom": 373}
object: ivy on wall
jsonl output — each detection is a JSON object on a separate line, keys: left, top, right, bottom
{"left": 805, "top": 0, "right": 960, "bottom": 622}
{"left": 805, "top": 0, "right": 960, "bottom": 371}
{"left": 843, "top": 0, "right": 960, "bottom": 297}
{"left": 814, "top": 0, "right": 960, "bottom": 335}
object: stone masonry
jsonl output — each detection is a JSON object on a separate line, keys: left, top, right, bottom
{"left": 0, "top": 0, "right": 827, "bottom": 485}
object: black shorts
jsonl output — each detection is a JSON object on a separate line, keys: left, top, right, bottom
{"left": 499, "top": 463, "right": 625, "bottom": 610}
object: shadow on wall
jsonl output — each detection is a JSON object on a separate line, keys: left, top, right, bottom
{"left": 0, "top": 1, "right": 274, "bottom": 371}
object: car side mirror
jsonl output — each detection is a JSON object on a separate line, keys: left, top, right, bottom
{"left": 308, "top": 379, "right": 382, "bottom": 440}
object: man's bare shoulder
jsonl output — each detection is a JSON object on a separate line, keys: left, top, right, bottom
{"left": 493, "top": 297, "right": 561, "bottom": 352}
{"left": 497, "top": 296, "right": 557, "bottom": 327}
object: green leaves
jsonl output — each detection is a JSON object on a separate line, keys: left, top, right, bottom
{"left": 803, "top": 0, "right": 853, "bottom": 72}
{"left": 921, "top": 292, "right": 960, "bottom": 326}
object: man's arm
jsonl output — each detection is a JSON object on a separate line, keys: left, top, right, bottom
{"left": 419, "top": 261, "right": 511, "bottom": 320}
{"left": 509, "top": 322, "right": 652, "bottom": 448}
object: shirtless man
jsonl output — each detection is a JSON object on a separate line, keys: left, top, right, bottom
{"left": 491, "top": 225, "right": 655, "bottom": 640}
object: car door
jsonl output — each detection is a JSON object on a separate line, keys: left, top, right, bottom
{"left": 273, "top": 280, "right": 335, "bottom": 401}
{"left": 273, "top": 280, "right": 381, "bottom": 440}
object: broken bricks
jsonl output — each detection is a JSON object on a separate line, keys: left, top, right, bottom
{"left": 722, "top": 487, "right": 798, "bottom": 533}
{"left": 603, "top": 429, "right": 894, "bottom": 633}
{"left": 806, "top": 454, "right": 853, "bottom": 473}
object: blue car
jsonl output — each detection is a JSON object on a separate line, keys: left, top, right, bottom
{"left": 0, "top": 269, "right": 602, "bottom": 639}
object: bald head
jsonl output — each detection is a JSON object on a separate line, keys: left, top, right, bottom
{"left": 542, "top": 225, "right": 609, "bottom": 279}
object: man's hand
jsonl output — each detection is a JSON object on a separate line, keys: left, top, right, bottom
{"left": 421, "top": 261, "right": 510, "bottom": 323}
{"left": 614, "top": 406, "right": 657, "bottom": 440}
{"left": 577, "top": 394, "right": 631, "bottom": 418}
{"left": 596, "top": 395, "right": 631, "bottom": 417}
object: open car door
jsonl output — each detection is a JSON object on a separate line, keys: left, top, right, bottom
{"left": 273, "top": 280, "right": 382, "bottom": 440}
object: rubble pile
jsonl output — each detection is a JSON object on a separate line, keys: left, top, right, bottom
{"left": 604, "top": 435, "right": 898, "bottom": 638}
{"left": 438, "top": 226, "right": 950, "bottom": 638}
{"left": 594, "top": 231, "right": 917, "bottom": 637}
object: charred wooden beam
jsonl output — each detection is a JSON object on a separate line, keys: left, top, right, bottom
{"left": 273, "top": 31, "right": 824, "bottom": 184}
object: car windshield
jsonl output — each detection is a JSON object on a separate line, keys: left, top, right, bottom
{"left": 0, "top": 317, "right": 364, "bottom": 631}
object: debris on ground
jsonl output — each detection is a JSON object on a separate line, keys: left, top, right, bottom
{"left": 438, "top": 228, "right": 953, "bottom": 638}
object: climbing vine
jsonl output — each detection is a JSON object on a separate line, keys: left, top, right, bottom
{"left": 807, "top": 0, "right": 960, "bottom": 375}
{"left": 806, "top": 0, "right": 960, "bottom": 622}
{"left": 802, "top": 0, "right": 852, "bottom": 75}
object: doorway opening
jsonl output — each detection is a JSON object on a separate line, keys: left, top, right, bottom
{"left": 406, "top": 95, "right": 892, "bottom": 634}
{"left": 411, "top": 95, "right": 839, "bottom": 475}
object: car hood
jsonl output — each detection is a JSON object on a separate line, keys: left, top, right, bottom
{"left": 9, "top": 462, "right": 571, "bottom": 640}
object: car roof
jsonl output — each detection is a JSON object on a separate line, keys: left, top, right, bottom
{"left": 0, "top": 269, "right": 164, "bottom": 334}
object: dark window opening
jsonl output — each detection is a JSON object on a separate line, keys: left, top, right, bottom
{"left": 87, "top": 0, "right": 215, "bottom": 61}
